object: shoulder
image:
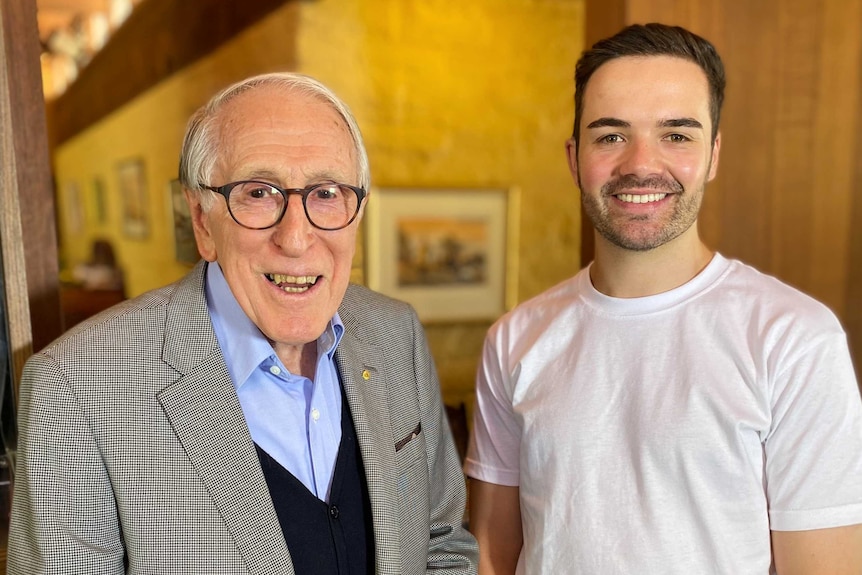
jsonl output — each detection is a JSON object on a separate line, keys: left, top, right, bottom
{"left": 339, "top": 283, "right": 419, "bottom": 341}
{"left": 38, "top": 263, "right": 207, "bottom": 358}
{"left": 719, "top": 258, "right": 844, "bottom": 333}
{"left": 487, "top": 270, "right": 584, "bottom": 342}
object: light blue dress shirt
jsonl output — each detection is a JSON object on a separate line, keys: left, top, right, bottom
{"left": 205, "top": 263, "right": 344, "bottom": 502}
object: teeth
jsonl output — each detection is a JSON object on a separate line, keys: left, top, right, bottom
{"left": 617, "top": 193, "right": 667, "bottom": 204}
{"left": 266, "top": 274, "right": 318, "bottom": 293}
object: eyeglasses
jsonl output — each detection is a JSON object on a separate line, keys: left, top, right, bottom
{"left": 202, "top": 180, "right": 366, "bottom": 231}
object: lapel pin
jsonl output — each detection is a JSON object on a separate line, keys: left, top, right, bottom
{"left": 362, "top": 369, "right": 371, "bottom": 381}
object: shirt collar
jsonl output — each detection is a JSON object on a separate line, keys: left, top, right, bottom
{"left": 204, "top": 262, "right": 344, "bottom": 388}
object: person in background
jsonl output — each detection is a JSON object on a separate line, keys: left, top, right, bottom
{"left": 465, "top": 23, "right": 862, "bottom": 575}
{"left": 72, "top": 238, "right": 125, "bottom": 292}
{"left": 9, "top": 72, "right": 477, "bottom": 575}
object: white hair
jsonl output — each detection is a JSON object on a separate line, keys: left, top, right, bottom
{"left": 178, "top": 72, "right": 370, "bottom": 209}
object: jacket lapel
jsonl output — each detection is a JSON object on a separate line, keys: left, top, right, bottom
{"left": 336, "top": 332, "right": 404, "bottom": 575}
{"left": 158, "top": 262, "right": 293, "bottom": 575}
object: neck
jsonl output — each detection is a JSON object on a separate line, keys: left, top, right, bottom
{"left": 274, "top": 341, "right": 319, "bottom": 379}
{"left": 589, "top": 228, "right": 713, "bottom": 298}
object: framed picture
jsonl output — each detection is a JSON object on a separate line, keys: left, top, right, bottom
{"left": 169, "top": 179, "right": 199, "bottom": 265}
{"left": 91, "top": 177, "right": 108, "bottom": 226}
{"left": 365, "top": 187, "right": 519, "bottom": 323}
{"left": 116, "top": 158, "right": 149, "bottom": 240}
{"left": 62, "top": 180, "right": 84, "bottom": 235}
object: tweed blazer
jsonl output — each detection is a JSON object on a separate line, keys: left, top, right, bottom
{"left": 8, "top": 261, "right": 478, "bottom": 574}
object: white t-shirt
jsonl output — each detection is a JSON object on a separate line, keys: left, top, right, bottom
{"left": 464, "top": 254, "right": 862, "bottom": 575}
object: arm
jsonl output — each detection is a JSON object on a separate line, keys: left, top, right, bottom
{"left": 7, "top": 353, "right": 126, "bottom": 574}
{"left": 764, "top": 323, "right": 862, "bottom": 550}
{"left": 469, "top": 479, "right": 522, "bottom": 575}
{"left": 772, "top": 525, "right": 862, "bottom": 575}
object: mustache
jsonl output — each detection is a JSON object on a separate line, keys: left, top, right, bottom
{"left": 602, "top": 175, "right": 684, "bottom": 196}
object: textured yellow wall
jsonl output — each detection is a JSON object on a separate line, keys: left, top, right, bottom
{"left": 52, "top": 0, "right": 585, "bottom": 401}
{"left": 299, "top": 0, "right": 585, "bottom": 302}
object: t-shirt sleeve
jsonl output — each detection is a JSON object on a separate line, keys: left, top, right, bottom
{"left": 463, "top": 327, "right": 521, "bottom": 486}
{"left": 765, "top": 327, "right": 862, "bottom": 531}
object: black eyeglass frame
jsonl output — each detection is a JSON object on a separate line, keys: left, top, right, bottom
{"left": 201, "top": 180, "right": 367, "bottom": 231}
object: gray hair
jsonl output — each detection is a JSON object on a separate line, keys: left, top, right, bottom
{"left": 178, "top": 72, "right": 370, "bottom": 209}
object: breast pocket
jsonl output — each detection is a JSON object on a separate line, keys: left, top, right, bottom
{"left": 393, "top": 419, "right": 430, "bottom": 537}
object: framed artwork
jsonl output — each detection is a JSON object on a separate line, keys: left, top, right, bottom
{"left": 116, "top": 158, "right": 149, "bottom": 240}
{"left": 91, "top": 176, "right": 108, "bottom": 225}
{"left": 62, "top": 180, "right": 84, "bottom": 235}
{"left": 365, "top": 187, "right": 519, "bottom": 323}
{"left": 169, "top": 179, "right": 199, "bottom": 265}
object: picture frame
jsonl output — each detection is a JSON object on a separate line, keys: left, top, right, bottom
{"left": 169, "top": 179, "right": 199, "bottom": 265}
{"left": 365, "top": 187, "right": 519, "bottom": 323}
{"left": 91, "top": 176, "right": 108, "bottom": 226}
{"left": 62, "top": 180, "right": 84, "bottom": 235}
{"left": 116, "top": 158, "right": 149, "bottom": 240}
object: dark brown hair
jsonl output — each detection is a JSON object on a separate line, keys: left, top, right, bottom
{"left": 572, "top": 23, "right": 725, "bottom": 148}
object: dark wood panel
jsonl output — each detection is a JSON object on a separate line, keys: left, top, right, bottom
{"left": 45, "top": 0, "right": 295, "bottom": 149}
{"left": 807, "top": 0, "right": 862, "bottom": 318}
{"left": 845, "top": 7, "right": 862, "bottom": 378}
{"left": 0, "top": 0, "right": 57, "bottom": 565}
{"left": 770, "top": 0, "right": 819, "bottom": 292}
{"left": 1, "top": 0, "right": 62, "bottom": 366}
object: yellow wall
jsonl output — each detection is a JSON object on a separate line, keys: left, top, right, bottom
{"left": 52, "top": 0, "right": 585, "bottom": 401}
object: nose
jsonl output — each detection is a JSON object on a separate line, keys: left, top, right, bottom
{"left": 271, "top": 195, "right": 313, "bottom": 255}
{"left": 618, "top": 137, "right": 662, "bottom": 178}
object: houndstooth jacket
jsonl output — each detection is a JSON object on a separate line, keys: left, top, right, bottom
{"left": 8, "top": 261, "right": 478, "bottom": 574}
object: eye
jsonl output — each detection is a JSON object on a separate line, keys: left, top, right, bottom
{"left": 247, "top": 185, "right": 271, "bottom": 199}
{"left": 235, "top": 182, "right": 278, "bottom": 201}
{"left": 312, "top": 185, "right": 341, "bottom": 200}
{"left": 597, "top": 134, "right": 624, "bottom": 145}
{"left": 666, "top": 133, "right": 691, "bottom": 143}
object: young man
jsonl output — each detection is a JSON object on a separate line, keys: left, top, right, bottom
{"left": 9, "top": 73, "right": 477, "bottom": 575}
{"left": 465, "top": 23, "right": 862, "bottom": 574}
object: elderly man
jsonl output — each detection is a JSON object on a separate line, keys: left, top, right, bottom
{"left": 9, "top": 73, "right": 477, "bottom": 575}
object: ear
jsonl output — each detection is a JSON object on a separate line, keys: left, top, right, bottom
{"left": 565, "top": 138, "right": 580, "bottom": 186}
{"left": 707, "top": 131, "right": 721, "bottom": 182}
{"left": 356, "top": 186, "right": 370, "bottom": 221}
{"left": 184, "top": 189, "right": 218, "bottom": 262}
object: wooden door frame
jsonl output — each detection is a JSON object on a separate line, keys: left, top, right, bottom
{"left": 0, "top": 0, "right": 63, "bottom": 396}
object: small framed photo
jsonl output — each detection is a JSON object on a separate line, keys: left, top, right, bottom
{"left": 169, "top": 179, "right": 199, "bottom": 265}
{"left": 365, "top": 187, "right": 519, "bottom": 323}
{"left": 116, "top": 158, "right": 149, "bottom": 240}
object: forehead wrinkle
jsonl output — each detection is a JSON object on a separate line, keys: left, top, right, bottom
{"left": 233, "top": 166, "right": 352, "bottom": 187}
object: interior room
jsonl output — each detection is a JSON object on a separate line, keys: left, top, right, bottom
{"left": 1, "top": 0, "right": 861, "bottom": 569}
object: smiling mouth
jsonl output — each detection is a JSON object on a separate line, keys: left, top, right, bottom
{"left": 265, "top": 273, "right": 319, "bottom": 293}
{"left": 616, "top": 193, "right": 667, "bottom": 204}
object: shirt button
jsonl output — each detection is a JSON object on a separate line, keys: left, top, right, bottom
{"left": 269, "top": 365, "right": 281, "bottom": 376}
{"left": 329, "top": 505, "right": 339, "bottom": 519}
{"left": 311, "top": 408, "right": 320, "bottom": 421}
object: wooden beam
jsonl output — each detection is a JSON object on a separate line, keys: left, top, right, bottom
{"left": 45, "top": 0, "right": 292, "bottom": 149}
{"left": 0, "top": 0, "right": 62, "bottom": 382}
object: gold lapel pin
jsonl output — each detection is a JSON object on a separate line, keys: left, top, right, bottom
{"left": 362, "top": 369, "right": 371, "bottom": 381}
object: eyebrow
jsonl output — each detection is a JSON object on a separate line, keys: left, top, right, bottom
{"left": 586, "top": 118, "right": 630, "bottom": 129}
{"left": 236, "top": 169, "right": 344, "bottom": 184}
{"left": 660, "top": 118, "right": 704, "bottom": 129}
{"left": 585, "top": 117, "right": 704, "bottom": 130}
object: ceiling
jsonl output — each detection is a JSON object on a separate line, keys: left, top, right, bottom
{"left": 35, "top": 0, "right": 114, "bottom": 45}
{"left": 35, "top": 0, "right": 143, "bottom": 97}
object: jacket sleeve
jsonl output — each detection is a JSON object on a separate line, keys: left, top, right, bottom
{"left": 408, "top": 308, "right": 479, "bottom": 574}
{"left": 7, "top": 352, "right": 127, "bottom": 574}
